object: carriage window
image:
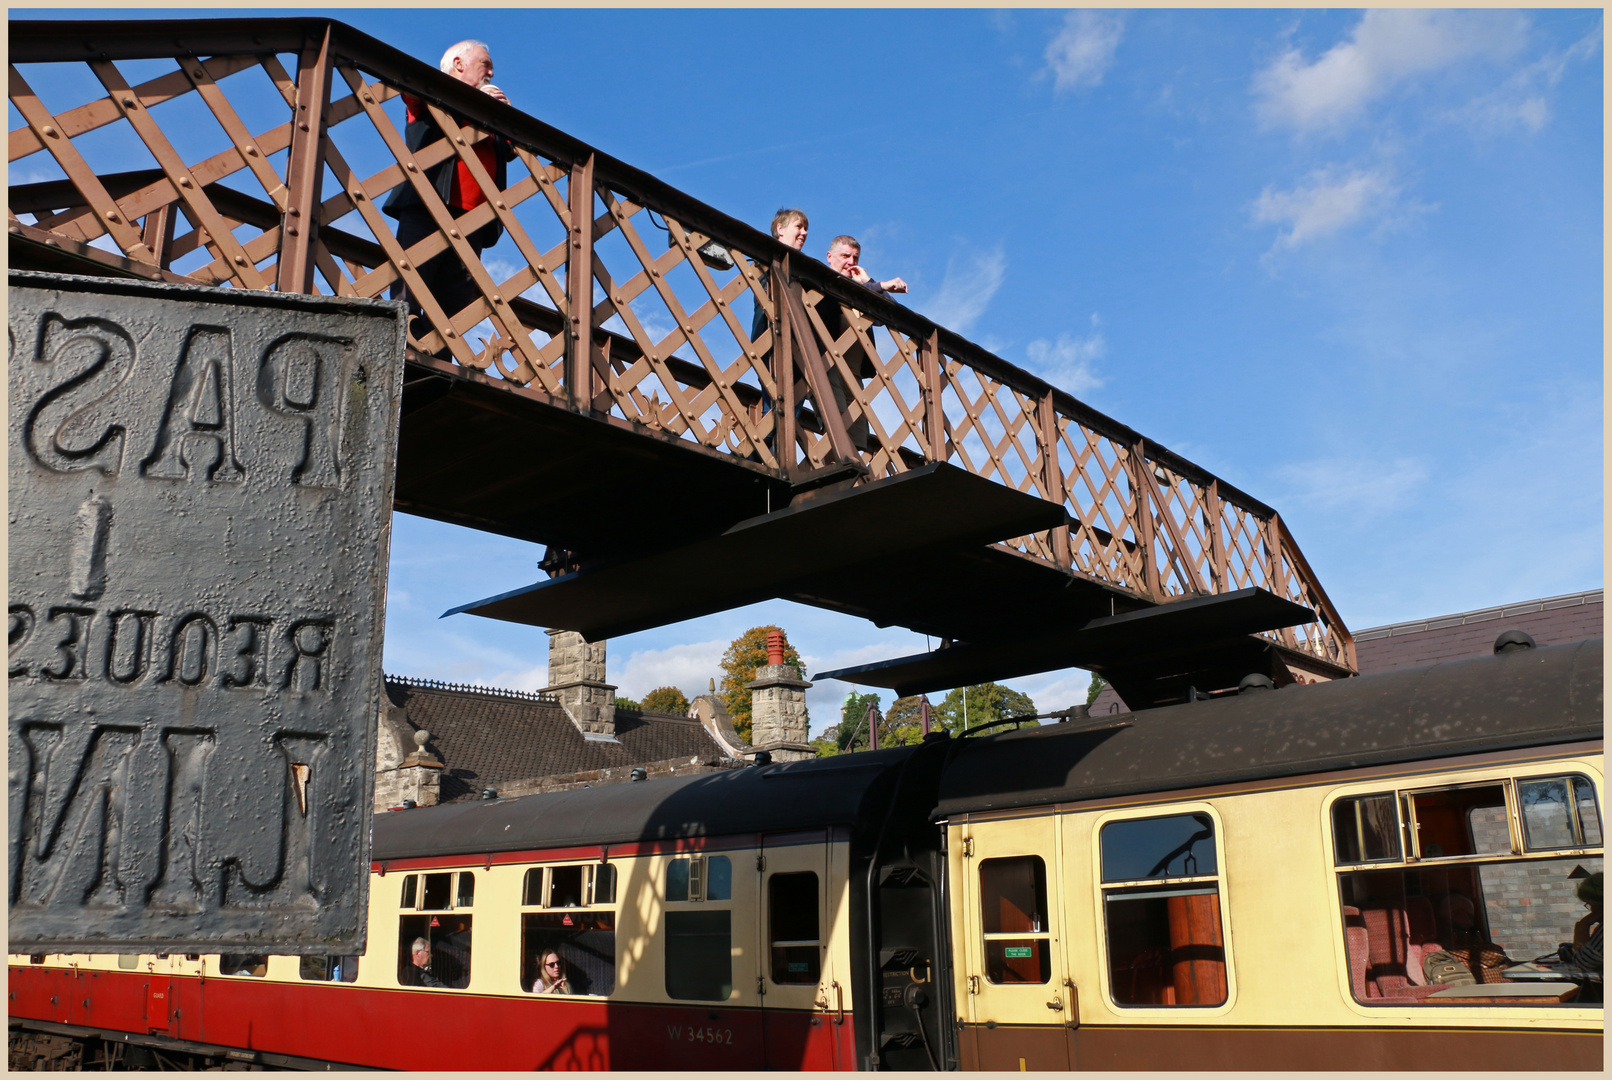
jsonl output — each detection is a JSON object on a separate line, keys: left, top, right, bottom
{"left": 1100, "top": 813, "right": 1227, "bottom": 1007}
{"left": 708, "top": 856, "right": 733, "bottom": 901}
{"left": 1330, "top": 773, "right": 1603, "bottom": 1007}
{"left": 118, "top": 955, "right": 138, "bottom": 970}
{"left": 666, "top": 855, "right": 731, "bottom": 902}
{"left": 593, "top": 864, "right": 617, "bottom": 905}
{"left": 299, "top": 955, "right": 359, "bottom": 983}
{"left": 1333, "top": 794, "right": 1403, "bottom": 864}
{"left": 1405, "top": 784, "right": 1511, "bottom": 858}
{"left": 456, "top": 873, "right": 476, "bottom": 909}
{"left": 524, "top": 868, "right": 544, "bottom": 905}
{"left": 1520, "top": 776, "right": 1602, "bottom": 851}
{"left": 979, "top": 856, "right": 1051, "bottom": 984}
{"left": 400, "top": 874, "right": 417, "bottom": 909}
{"left": 421, "top": 872, "right": 453, "bottom": 910}
{"left": 397, "top": 912, "right": 472, "bottom": 989}
{"left": 769, "top": 873, "right": 821, "bottom": 985}
{"left": 219, "top": 954, "right": 268, "bottom": 977}
{"left": 522, "top": 912, "right": 616, "bottom": 996}
{"left": 666, "top": 911, "right": 733, "bottom": 1000}
{"left": 549, "top": 865, "right": 584, "bottom": 907}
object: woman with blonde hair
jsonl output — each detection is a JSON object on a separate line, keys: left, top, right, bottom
{"left": 532, "top": 949, "right": 571, "bottom": 994}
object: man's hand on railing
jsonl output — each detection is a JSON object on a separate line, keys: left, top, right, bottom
{"left": 879, "top": 276, "right": 908, "bottom": 294}
{"left": 480, "top": 83, "right": 508, "bottom": 105}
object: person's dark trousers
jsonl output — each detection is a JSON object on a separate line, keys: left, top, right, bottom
{"left": 389, "top": 209, "right": 491, "bottom": 331}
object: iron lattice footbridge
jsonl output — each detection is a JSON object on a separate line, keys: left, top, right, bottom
{"left": 9, "top": 18, "right": 1356, "bottom": 708}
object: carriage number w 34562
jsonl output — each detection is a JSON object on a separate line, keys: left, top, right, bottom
{"left": 666, "top": 1024, "right": 732, "bottom": 1044}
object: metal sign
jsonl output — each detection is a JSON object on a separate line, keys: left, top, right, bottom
{"left": 8, "top": 271, "right": 404, "bottom": 953}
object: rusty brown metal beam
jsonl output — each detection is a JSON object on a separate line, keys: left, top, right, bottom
{"left": 278, "top": 26, "right": 333, "bottom": 293}
{"left": 566, "top": 154, "right": 596, "bottom": 411}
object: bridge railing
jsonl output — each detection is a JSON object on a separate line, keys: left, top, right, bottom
{"left": 8, "top": 17, "right": 1355, "bottom": 674}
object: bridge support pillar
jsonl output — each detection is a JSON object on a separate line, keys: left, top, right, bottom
{"left": 544, "top": 630, "right": 619, "bottom": 740}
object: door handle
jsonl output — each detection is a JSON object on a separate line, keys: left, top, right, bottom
{"left": 1045, "top": 998, "right": 1063, "bottom": 1010}
{"left": 834, "top": 981, "right": 845, "bottom": 1025}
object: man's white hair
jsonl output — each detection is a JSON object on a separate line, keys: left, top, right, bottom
{"left": 440, "top": 40, "right": 490, "bottom": 73}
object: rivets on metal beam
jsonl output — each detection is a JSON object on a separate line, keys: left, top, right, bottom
{"left": 286, "top": 225, "right": 298, "bottom": 236}
{"left": 41, "top": 125, "right": 58, "bottom": 138}
{"left": 399, "top": 261, "right": 411, "bottom": 270}
{"left": 105, "top": 210, "right": 121, "bottom": 223}
{"left": 406, "top": 163, "right": 418, "bottom": 172}
{"left": 455, "top": 136, "right": 465, "bottom": 145}
{"left": 449, "top": 229, "right": 460, "bottom": 239}
{"left": 350, "top": 190, "right": 365, "bottom": 201}
{"left": 122, "top": 97, "right": 137, "bottom": 109}
{"left": 299, "top": 122, "right": 310, "bottom": 132}
{"left": 177, "top": 176, "right": 192, "bottom": 188}
{"left": 234, "top": 255, "right": 248, "bottom": 266}
{"left": 495, "top": 201, "right": 506, "bottom": 210}
{"left": 444, "top": 329, "right": 456, "bottom": 338}
{"left": 288, "top": 207, "right": 300, "bottom": 217}
{"left": 244, "top": 145, "right": 260, "bottom": 157}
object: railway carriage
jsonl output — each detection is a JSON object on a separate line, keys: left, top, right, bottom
{"left": 10, "top": 637, "right": 1603, "bottom": 1070}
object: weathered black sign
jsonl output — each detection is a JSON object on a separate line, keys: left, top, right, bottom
{"left": 8, "top": 272, "right": 404, "bottom": 953}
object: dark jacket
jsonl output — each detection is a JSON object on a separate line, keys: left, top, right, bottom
{"left": 383, "top": 94, "right": 514, "bottom": 248}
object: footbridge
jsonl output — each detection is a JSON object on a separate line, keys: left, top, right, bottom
{"left": 9, "top": 18, "right": 1355, "bottom": 708}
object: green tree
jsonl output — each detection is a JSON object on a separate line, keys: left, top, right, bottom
{"left": 933, "top": 683, "right": 1037, "bottom": 737}
{"left": 641, "top": 686, "right": 690, "bottom": 715}
{"left": 1086, "top": 674, "right": 1109, "bottom": 707}
{"left": 614, "top": 695, "right": 641, "bottom": 711}
{"left": 719, "top": 626, "right": 807, "bottom": 744}
{"left": 836, "top": 691, "right": 882, "bottom": 752}
{"left": 879, "top": 695, "right": 930, "bottom": 748}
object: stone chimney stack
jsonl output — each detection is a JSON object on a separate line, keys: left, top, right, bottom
{"left": 544, "top": 630, "right": 619, "bottom": 741}
{"left": 746, "top": 631, "right": 813, "bottom": 761}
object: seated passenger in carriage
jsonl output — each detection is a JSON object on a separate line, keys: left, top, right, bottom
{"left": 1564, "top": 872, "right": 1602, "bottom": 972}
{"left": 531, "top": 949, "right": 571, "bottom": 994}
{"left": 404, "top": 936, "right": 448, "bottom": 988}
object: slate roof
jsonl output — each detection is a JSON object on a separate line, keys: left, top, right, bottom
{"left": 383, "top": 677, "right": 730, "bottom": 804}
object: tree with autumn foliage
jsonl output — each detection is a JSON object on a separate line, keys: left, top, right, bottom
{"left": 719, "top": 625, "right": 807, "bottom": 744}
{"left": 641, "top": 686, "right": 690, "bottom": 715}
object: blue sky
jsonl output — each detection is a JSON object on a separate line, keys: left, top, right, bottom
{"left": 15, "top": 9, "right": 1603, "bottom": 733}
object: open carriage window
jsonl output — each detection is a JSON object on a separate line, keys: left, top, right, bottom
{"left": 1100, "top": 812, "right": 1228, "bottom": 1008}
{"left": 395, "top": 871, "right": 474, "bottom": 989}
{"left": 519, "top": 863, "right": 618, "bottom": 995}
{"left": 1330, "top": 776, "right": 1603, "bottom": 1007}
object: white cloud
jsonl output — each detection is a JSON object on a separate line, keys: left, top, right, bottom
{"left": 1254, "top": 10, "right": 1528, "bottom": 134}
{"left": 922, "top": 246, "right": 1006, "bottom": 334}
{"left": 1252, "top": 166, "right": 1401, "bottom": 250}
{"left": 613, "top": 638, "right": 728, "bottom": 701}
{"left": 1445, "top": 24, "right": 1602, "bottom": 135}
{"left": 1045, "top": 10, "right": 1125, "bottom": 92}
{"left": 1025, "top": 315, "right": 1105, "bottom": 395}
{"left": 1276, "top": 455, "right": 1430, "bottom": 517}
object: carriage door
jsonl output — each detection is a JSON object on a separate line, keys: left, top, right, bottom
{"left": 758, "top": 830, "right": 837, "bottom": 1070}
{"left": 961, "top": 815, "right": 1072, "bottom": 1070}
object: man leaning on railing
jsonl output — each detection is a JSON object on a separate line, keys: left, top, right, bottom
{"left": 383, "top": 39, "right": 515, "bottom": 344}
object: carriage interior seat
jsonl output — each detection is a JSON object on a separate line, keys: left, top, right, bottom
{"left": 1342, "top": 904, "right": 1446, "bottom": 1002}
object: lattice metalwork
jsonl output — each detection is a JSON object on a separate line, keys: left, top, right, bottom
{"left": 8, "top": 17, "right": 1355, "bottom": 675}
